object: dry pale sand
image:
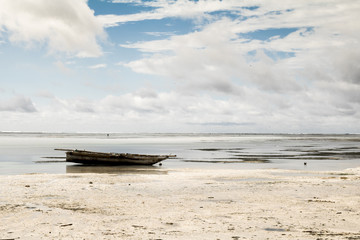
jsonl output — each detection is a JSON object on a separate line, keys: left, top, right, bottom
{"left": 1, "top": 167, "right": 360, "bottom": 240}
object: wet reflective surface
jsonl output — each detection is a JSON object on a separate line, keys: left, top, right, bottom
{"left": 66, "top": 164, "right": 168, "bottom": 175}
{"left": 1, "top": 133, "right": 359, "bottom": 174}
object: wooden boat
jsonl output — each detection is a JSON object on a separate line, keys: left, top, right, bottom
{"left": 56, "top": 149, "right": 176, "bottom": 165}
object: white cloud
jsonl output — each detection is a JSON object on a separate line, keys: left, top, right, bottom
{"left": 111, "top": 0, "right": 142, "bottom": 3}
{"left": 99, "top": 0, "right": 249, "bottom": 27}
{"left": 0, "top": 96, "right": 37, "bottom": 112}
{"left": 88, "top": 63, "right": 107, "bottom": 69}
{"left": 0, "top": 0, "right": 105, "bottom": 57}
{"left": 122, "top": 18, "right": 301, "bottom": 93}
{"left": 144, "top": 31, "right": 176, "bottom": 37}
{"left": 36, "top": 90, "right": 55, "bottom": 99}
{"left": 111, "top": 0, "right": 360, "bottom": 133}
{"left": 119, "top": 1, "right": 360, "bottom": 93}
{"left": 54, "top": 61, "right": 73, "bottom": 74}
{"left": 9, "top": 87, "right": 357, "bottom": 132}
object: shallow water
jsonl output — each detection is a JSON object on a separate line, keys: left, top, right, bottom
{"left": 0, "top": 132, "right": 359, "bottom": 175}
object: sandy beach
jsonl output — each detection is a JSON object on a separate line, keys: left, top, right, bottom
{"left": 1, "top": 167, "right": 360, "bottom": 240}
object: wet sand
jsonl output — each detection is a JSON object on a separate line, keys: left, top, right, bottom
{"left": 1, "top": 167, "right": 360, "bottom": 239}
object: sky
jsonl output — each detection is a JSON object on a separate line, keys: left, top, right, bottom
{"left": 0, "top": 0, "right": 359, "bottom": 133}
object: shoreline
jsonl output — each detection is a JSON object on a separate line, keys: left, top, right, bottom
{"left": 1, "top": 167, "right": 360, "bottom": 239}
{"left": 1, "top": 133, "right": 360, "bottom": 175}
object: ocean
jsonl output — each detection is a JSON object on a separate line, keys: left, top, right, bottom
{"left": 0, "top": 132, "right": 359, "bottom": 175}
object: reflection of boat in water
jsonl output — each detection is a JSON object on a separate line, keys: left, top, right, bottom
{"left": 66, "top": 165, "right": 168, "bottom": 175}
{"left": 56, "top": 149, "right": 176, "bottom": 166}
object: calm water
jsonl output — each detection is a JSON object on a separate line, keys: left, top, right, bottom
{"left": 0, "top": 132, "right": 359, "bottom": 175}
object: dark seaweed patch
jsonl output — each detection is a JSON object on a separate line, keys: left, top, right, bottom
{"left": 234, "top": 154, "right": 295, "bottom": 158}
{"left": 182, "top": 158, "right": 270, "bottom": 163}
{"left": 193, "top": 148, "right": 245, "bottom": 152}
{"left": 233, "top": 150, "right": 360, "bottom": 161}
{"left": 182, "top": 160, "right": 247, "bottom": 164}
{"left": 193, "top": 148, "right": 222, "bottom": 151}
{"left": 35, "top": 160, "right": 67, "bottom": 163}
{"left": 190, "top": 145, "right": 360, "bottom": 164}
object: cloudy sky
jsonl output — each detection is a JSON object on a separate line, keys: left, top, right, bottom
{"left": 0, "top": 0, "right": 359, "bottom": 133}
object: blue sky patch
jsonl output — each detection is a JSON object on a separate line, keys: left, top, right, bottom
{"left": 241, "top": 28, "right": 299, "bottom": 41}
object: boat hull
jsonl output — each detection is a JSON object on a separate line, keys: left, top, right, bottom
{"left": 66, "top": 150, "right": 173, "bottom": 165}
